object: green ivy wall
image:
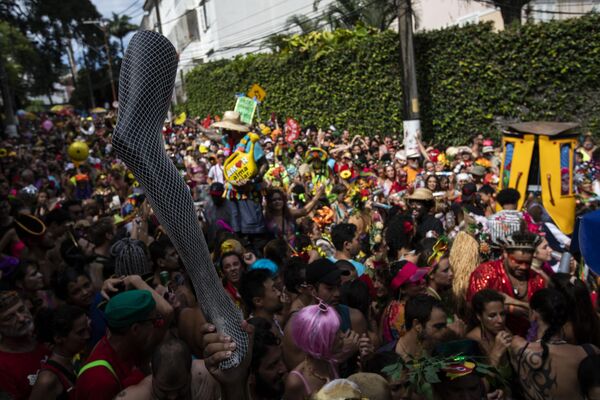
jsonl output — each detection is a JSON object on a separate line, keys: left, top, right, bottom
{"left": 184, "top": 15, "right": 600, "bottom": 144}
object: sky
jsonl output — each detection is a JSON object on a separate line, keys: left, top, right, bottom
{"left": 91, "top": 0, "right": 145, "bottom": 24}
{"left": 90, "top": 0, "right": 144, "bottom": 49}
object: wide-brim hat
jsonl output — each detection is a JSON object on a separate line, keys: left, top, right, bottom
{"left": 458, "top": 146, "right": 473, "bottom": 155}
{"left": 211, "top": 111, "right": 249, "bottom": 132}
{"left": 482, "top": 146, "right": 494, "bottom": 154}
{"left": 406, "top": 188, "right": 434, "bottom": 201}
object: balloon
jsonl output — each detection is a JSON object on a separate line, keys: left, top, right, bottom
{"left": 42, "top": 120, "right": 53, "bottom": 132}
{"left": 68, "top": 141, "right": 89, "bottom": 163}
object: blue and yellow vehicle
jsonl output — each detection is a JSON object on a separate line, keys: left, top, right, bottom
{"left": 499, "top": 122, "right": 579, "bottom": 234}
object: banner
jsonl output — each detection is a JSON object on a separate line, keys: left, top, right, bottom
{"left": 234, "top": 96, "right": 257, "bottom": 125}
{"left": 285, "top": 118, "right": 301, "bottom": 143}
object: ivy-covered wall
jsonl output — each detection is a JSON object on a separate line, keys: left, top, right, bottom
{"left": 184, "top": 15, "right": 600, "bottom": 144}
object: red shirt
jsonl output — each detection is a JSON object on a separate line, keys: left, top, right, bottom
{"left": 467, "top": 259, "right": 546, "bottom": 336}
{"left": 0, "top": 343, "right": 50, "bottom": 400}
{"left": 75, "top": 336, "right": 145, "bottom": 400}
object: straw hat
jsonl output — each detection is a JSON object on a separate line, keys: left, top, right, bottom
{"left": 211, "top": 111, "right": 249, "bottom": 132}
{"left": 406, "top": 188, "right": 434, "bottom": 201}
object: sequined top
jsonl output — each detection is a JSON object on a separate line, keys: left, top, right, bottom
{"left": 467, "top": 259, "right": 546, "bottom": 336}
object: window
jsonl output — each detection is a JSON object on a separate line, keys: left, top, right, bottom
{"left": 200, "top": 0, "right": 209, "bottom": 31}
{"left": 560, "top": 143, "right": 571, "bottom": 195}
{"left": 186, "top": 9, "right": 200, "bottom": 41}
{"left": 503, "top": 142, "right": 514, "bottom": 188}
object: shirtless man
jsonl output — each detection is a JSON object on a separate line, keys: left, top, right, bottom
{"left": 509, "top": 288, "right": 599, "bottom": 400}
{"left": 115, "top": 338, "right": 219, "bottom": 400}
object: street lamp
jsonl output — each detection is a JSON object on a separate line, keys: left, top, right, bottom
{"left": 83, "top": 19, "right": 117, "bottom": 105}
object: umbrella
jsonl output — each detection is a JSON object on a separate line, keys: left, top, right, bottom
{"left": 24, "top": 112, "right": 38, "bottom": 120}
{"left": 25, "top": 103, "right": 44, "bottom": 113}
{"left": 50, "top": 104, "right": 72, "bottom": 113}
{"left": 16, "top": 109, "right": 26, "bottom": 117}
{"left": 90, "top": 107, "right": 107, "bottom": 114}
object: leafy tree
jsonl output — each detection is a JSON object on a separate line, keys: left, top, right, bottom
{"left": 0, "top": 21, "right": 37, "bottom": 134}
{"left": 315, "top": 0, "right": 398, "bottom": 31}
{"left": 109, "top": 13, "right": 139, "bottom": 56}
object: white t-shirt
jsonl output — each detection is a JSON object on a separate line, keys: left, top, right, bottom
{"left": 208, "top": 164, "right": 224, "bottom": 184}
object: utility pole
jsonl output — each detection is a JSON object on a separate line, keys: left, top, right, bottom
{"left": 83, "top": 20, "right": 117, "bottom": 105}
{"left": 154, "top": 0, "right": 163, "bottom": 34}
{"left": 398, "top": 0, "right": 421, "bottom": 153}
{"left": 83, "top": 47, "right": 96, "bottom": 109}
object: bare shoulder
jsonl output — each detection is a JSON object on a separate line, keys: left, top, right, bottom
{"left": 114, "top": 376, "right": 152, "bottom": 399}
{"left": 348, "top": 306, "right": 368, "bottom": 333}
{"left": 285, "top": 369, "right": 304, "bottom": 390}
{"left": 34, "top": 369, "right": 60, "bottom": 387}
{"left": 465, "top": 328, "right": 480, "bottom": 342}
{"left": 509, "top": 335, "right": 530, "bottom": 354}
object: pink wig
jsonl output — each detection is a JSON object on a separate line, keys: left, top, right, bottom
{"left": 291, "top": 302, "right": 340, "bottom": 360}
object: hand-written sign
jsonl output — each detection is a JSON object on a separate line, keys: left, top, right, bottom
{"left": 234, "top": 96, "right": 257, "bottom": 125}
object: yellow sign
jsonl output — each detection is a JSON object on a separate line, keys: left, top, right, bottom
{"left": 247, "top": 84, "right": 266, "bottom": 102}
{"left": 174, "top": 112, "right": 187, "bottom": 125}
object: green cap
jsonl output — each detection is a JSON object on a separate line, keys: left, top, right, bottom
{"left": 105, "top": 290, "right": 156, "bottom": 328}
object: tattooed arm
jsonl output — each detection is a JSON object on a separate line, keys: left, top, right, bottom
{"left": 508, "top": 337, "right": 557, "bottom": 400}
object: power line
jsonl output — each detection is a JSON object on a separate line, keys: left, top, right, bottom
{"left": 209, "top": 0, "right": 389, "bottom": 55}
{"left": 117, "top": 0, "right": 143, "bottom": 16}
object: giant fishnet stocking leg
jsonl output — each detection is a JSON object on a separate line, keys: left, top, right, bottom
{"left": 112, "top": 30, "right": 247, "bottom": 368}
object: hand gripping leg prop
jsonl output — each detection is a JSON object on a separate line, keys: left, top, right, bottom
{"left": 112, "top": 31, "right": 247, "bottom": 368}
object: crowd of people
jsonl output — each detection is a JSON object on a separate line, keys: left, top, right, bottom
{"left": 0, "top": 107, "right": 599, "bottom": 400}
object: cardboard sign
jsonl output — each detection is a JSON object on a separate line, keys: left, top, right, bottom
{"left": 234, "top": 96, "right": 257, "bottom": 125}
{"left": 285, "top": 118, "right": 300, "bottom": 144}
{"left": 247, "top": 84, "right": 266, "bottom": 102}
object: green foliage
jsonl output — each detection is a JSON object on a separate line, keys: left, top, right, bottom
{"left": 185, "top": 15, "right": 600, "bottom": 144}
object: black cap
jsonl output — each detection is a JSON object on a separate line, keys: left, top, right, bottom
{"left": 462, "top": 182, "right": 477, "bottom": 198}
{"left": 306, "top": 258, "right": 348, "bottom": 285}
{"left": 209, "top": 182, "right": 224, "bottom": 196}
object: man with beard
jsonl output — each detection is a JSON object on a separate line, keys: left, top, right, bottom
{"left": 406, "top": 188, "right": 444, "bottom": 239}
{"left": 248, "top": 318, "right": 288, "bottom": 400}
{"left": 75, "top": 278, "right": 173, "bottom": 400}
{"left": 467, "top": 231, "right": 545, "bottom": 336}
{"left": 240, "top": 269, "right": 284, "bottom": 339}
{"left": 0, "top": 291, "right": 50, "bottom": 400}
{"left": 394, "top": 294, "right": 451, "bottom": 361}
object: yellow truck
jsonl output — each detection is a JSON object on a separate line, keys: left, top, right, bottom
{"left": 499, "top": 122, "right": 579, "bottom": 234}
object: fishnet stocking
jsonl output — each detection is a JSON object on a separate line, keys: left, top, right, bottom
{"left": 113, "top": 31, "right": 247, "bottom": 368}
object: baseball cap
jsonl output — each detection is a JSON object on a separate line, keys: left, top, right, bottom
{"left": 209, "top": 182, "right": 225, "bottom": 196}
{"left": 306, "top": 259, "right": 349, "bottom": 286}
{"left": 105, "top": 290, "right": 156, "bottom": 329}
{"left": 390, "top": 262, "right": 429, "bottom": 291}
{"left": 462, "top": 182, "right": 477, "bottom": 198}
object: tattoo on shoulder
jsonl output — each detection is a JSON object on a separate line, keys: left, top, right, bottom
{"left": 518, "top": 350, "right": 557, "bottom": 400}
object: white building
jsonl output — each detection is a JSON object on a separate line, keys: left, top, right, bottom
{"left": 141, "top": 0, "right": 334, "bottom": 102}
{"left": 139, "top": 0, "right": 599, "bottom": 102}
{"left": 416, "top": 0, "right": 599, "bottom": 32}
